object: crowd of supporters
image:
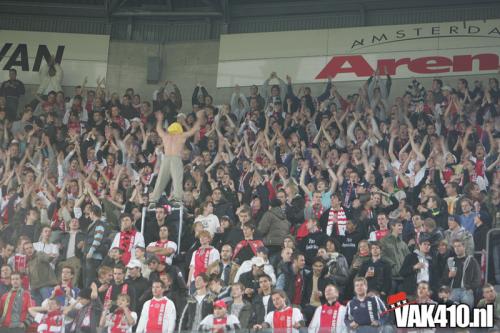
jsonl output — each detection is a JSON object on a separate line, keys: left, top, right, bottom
{"left": 0, "top": 58, "right": 499, "bottom": 332}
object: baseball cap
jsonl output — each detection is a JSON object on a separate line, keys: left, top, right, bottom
{"left": 126, "top": 259, "right": 142, "bottom": 269}
{"left": 213, "top": 300, "right": 227, "bottom": 309}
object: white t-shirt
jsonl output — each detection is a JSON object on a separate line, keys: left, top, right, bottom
{"left": 194, "top": 214, "right": 220, "bottom": 236}
{"left": 262, "top": 295, "right": 271, "bottom": 315}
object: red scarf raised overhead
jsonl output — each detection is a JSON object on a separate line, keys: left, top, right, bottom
{"left": 232, "top": 239, "right": 264, "bottom": 260}
{"left": 38, "top": 310, "right": 64, "bottom": 333}
{"left": 194, "top": 247, "right": 213, "bottom": 278}
{"left": 327, "top": 208, "right": 347, "bottom": 237}
{"left": 146, "top": 298, "right": 168, "bottom": 333}
{"left": 213, "top": 316, "right": 228, "bottom": 333}
{"left": 319, "top": 302, "right": 342, "bottom": 333}
{"left": 119, "top": 229, "right": 137, "bottom": 265}
{"left": 273, "top": 307, "right": 293, "bottom": 330}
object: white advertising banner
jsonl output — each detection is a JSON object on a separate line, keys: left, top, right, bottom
{"left": 217, "top": 19, "right": 500, "bottom": 87}
{"left": 0, "top": 30, "right": 110, "bottom": 86}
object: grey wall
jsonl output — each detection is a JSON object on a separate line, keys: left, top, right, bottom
{"left": 106, "top": 39, "right": 220, "bottom": 109}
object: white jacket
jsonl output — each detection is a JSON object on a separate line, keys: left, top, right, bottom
{"left": 308, "top": 303, "right": 347, "bottom": 333}
{"left": 136, "top": 296, "right": 176, "bottom": 333}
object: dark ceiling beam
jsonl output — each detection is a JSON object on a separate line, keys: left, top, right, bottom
{"left": 229, "top": 0, "right": 500, "bottom": 17}
{"left": 0, "top": 1, "right": 108, "bottom": 17}
{"left": 0, "top": 0, "right": 498, "bottom": 22}
{"left": 111, "top": 10, "right": 223, "bottom": 17}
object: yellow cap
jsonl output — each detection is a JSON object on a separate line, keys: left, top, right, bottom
{"left": 167, "top": 122, "right": 183, "bottom": 134}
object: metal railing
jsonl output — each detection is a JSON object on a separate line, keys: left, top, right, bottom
{"left": 485, "top": 227, "right": 500, "bottom": 285}
{"left": 140, "top": 204, "right": 184, "bottom": 254}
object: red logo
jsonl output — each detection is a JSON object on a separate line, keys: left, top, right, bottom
{"left": 381, "top": 292, "right": 416, "bottom": 315}
{"left": 316, "top": 53, "right": 499, "bottom": 79}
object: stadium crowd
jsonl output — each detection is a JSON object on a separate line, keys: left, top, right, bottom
{"left": 0, "top": 57, "right": 499, "bottom": 333}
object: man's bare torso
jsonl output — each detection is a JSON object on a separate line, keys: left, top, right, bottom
{"left": 161, "top": 133, "right": 186, "bottom": 157}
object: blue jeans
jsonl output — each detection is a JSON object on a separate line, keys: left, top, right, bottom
{"left": 31, "top": 286, "right": 53, "bottom": 305}
{"left": 450, "top": 288, "right": 474, "bottom": 306}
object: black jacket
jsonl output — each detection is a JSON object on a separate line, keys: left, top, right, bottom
{"left": 179, "top": 293, "right": 215, "bottom": 330}
{"left": 286, "top": 195, "right": 305, "bottom": 228}
{"left": 303, "top": 273, "right": 330, "bottom": 306}
{"left": 399, "top": 252, "right": 438, "bottom": 295}
{"left": 277, "top": 262, "right": 311, "bottom": 307}
{"left": 239, "top": 271, "right": 261, "bottom": 296}
{"left": 213, "top": 199, "right": 235, "bottom": 222}
{"left": 422, "top": 207, "right": 449, "bottom": 231}
{"left": 441, "top": 255, "right": 482, "bottom": 290}
{"left": 358, "top": 257, "right": 393, "bottom": 296}
{"left": 250, "top": 293, "right": 275, "bottom": 326}
{"left": 125, "top": 275, "right": 150, "bottom": 310}
{"left": 56, "top": 230, "right": 87, "bottom": 261}
{"left": 474, "top": 223, "right": 488, "bottom": 252}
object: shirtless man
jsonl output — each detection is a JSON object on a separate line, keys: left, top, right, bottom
{"left": 150, "top": 110, "right": 203, "bottom": 205}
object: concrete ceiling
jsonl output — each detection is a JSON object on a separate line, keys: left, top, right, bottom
{"left": 0, "top": 0, "right": 498, "bottom": 20}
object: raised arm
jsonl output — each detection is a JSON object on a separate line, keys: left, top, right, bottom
{"left": 182, "top": 110, "right": 205, "bottom": 138}
{"left": 408, "top": 129, "right": 425, "bottom": 161}
{"left": 155, "top": 111, "right": 167, "bottom": 138}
